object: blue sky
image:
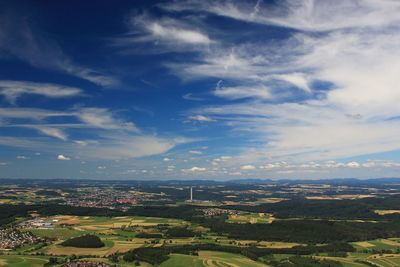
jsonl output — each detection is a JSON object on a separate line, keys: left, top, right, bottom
{"left": 1, "top": 0, "right": 400, "bottom": 180}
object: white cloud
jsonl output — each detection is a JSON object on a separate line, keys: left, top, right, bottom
{"left": 214, "top": 84, "right": 272, "bottom": 100}
{"left": 269, "top": 73, "right": 310, "bottom": 93}
{"left": 116, "top": 14, "right": 213, "bottom": 53}
{"left": 57, "top": 154, "right": 70, "bottom": 161}
{"left": 76, "top": 108, "right": 139, "bottom": 132}
{"left": 163, "top": 157, "right": 173, "bottom": 161}
{"left": 189, "top": 150, "right": 203, "bottom": 155}
{"left": 0, "top": 106, "right": 188, "bottom": 160}
{"left": 0, "top": 81, "right": 82, "bottom": 103}
{"left": 33, "top": 126, "right": 68, "bottom": 141}
{"left": 72, "top": 135, "right": 186, "bottom": 160}
{"left": 212, "top": 156, "right": 232, "bottom": 165}
{"left": 177, "top": 1, "right": 400, "bottom": 163}
{"left": 346, "top": 161, "right": 360, "bottom": 168}
{"left": 183, "top": 93, "right": 204, "bottom": 101}
{"left": 0, "top": 14, "right": 116, "bottom": 86}
{"left": 145, "top": 20, "right": 211, "bottom": 45}
{"left": 167, "top": 165, "right": 176, "bottom": 171}
{"left": 188, "top": 115, "right": 216, "bottom": 122}
{"left": 183, "top": 166, "right": 207, "bottom": 172}
{"left": 163, "top": 0, "right": 400, "bottom": 32}
{"left": 240, "top": 164, "right": 256, "bottom": 170}
{"left": 16, "top": 155, "right": 28, "bottom": 160}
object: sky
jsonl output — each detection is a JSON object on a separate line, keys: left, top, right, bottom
{"left": 1, "top": 0, "right": 400, "bottom": 180}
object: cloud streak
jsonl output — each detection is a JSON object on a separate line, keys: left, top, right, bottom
{"left": 0, "top": 107, "right": 186, "bottom": 159}
{"left": 0, "top": 80, "right": 83, "bottom": 103}
{"left": 0, "top": 12, "right": 117, "bottom": 86}
{"left": 169, "top": 0, "right": 400, "bottom": 163}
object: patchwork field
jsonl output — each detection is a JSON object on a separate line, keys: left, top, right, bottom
{"left": 159, "top": 251, "right": 267, "bottom": 267}
{"left": 368, "top": 255, "right": 400, "bottom": 267}
{"left": 226, "top": 212, "right": 273, "bottom": 224}
{"left": 353, "top": 239, "right": 400, "bottom": 251}
{"left": 11, "top": 214, "right": 400, "bottom": 266}
{"left": 0, "top": 255, "right": 48, "bottom": 267}
{"left": 40, "top": 236, "right": 150, "bottom": 256}
{"left": 53, "top": 215, "right": 185, "bottom": 230}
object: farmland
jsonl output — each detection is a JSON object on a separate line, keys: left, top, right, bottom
{"left": 159, "top": 251, "right": 267, "bottom": 267}
{"left": 2, "top": 179, "right": 400, "bottom": 266}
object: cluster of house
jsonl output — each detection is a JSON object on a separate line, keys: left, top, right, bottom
{"left": 0, "top": 228, "right": 40, "bottom": 250}
{"left": 18, "top": 218, "right": 58, "bottom": 229}
{"left": 202, "top": 208, "right": 242, "bottom": 217}
{"left": 63, "top": 188, "right": 140, "bottom": 211}
{"left": 63, "top": 261, "right": 118, "bottom": 267}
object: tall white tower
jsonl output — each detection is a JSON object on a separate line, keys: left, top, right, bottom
{"left": 190, "top": 186, "right": 193, "bottom": 202}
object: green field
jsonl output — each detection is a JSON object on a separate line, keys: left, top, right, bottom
{"left": 159, "top": 251, "right": 268, "bottom": 267}
{"left": 0, "top": 255, "right": 48, "bottom": 267}
{"left": 12, "top": 215, "right": 400, "bottom": 267}
{"left": 24, "top": 227, "right": 84, "bottom": 239}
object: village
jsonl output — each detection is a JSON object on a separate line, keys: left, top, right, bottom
{"left": 0, "top": 228, "right": 41, "bottom": 250}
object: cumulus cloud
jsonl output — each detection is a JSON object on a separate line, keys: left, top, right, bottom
{"left": 167, "top": 165, "right": 176, "bottom": 171}
{"left": 57, "top": 154, "right": 70, "bottom": 161}
{"left": 183, "top": 166, "right": 207, "bottom": 172}
{"left": 240, "top": 164, "right": 256, "bottom": 170}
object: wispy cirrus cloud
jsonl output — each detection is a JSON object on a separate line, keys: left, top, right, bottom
{"left": 161, "top": 0, "right": 400, "bottom": 32}
{"left": 0, "top": 12, "right": 117, "bottom": 87}
{"left": 168, "top": 0, "right": 400, "bottom": 164}
{"left": 188, "top": 115, "right": 216, "bottom": 122}
{"left": 114, "top": 13, "right": 213, "bottom": 53}
{"left": 0, "top": 106, "right": 187, "bottom": 160}
{"left": 0, "top": 80, "right": 83, "bottom": 103}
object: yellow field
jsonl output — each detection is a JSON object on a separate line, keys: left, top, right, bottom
{"left": 306, "top": 194, "right": 374, "bottom": 200}
{"left": 258, "top": 241, "right": 300, "bottom": 248}
{"left": 227, "top": 213, "right": 274, "bottom": 224}
{"left": 375, "top": 210, "right": 400, "bottom": 215}
{"left": 198, "top": 251, "right": 266, "bottom": 267}
{"left": 353, "top": 241, "right": 375, "bottom": 248}
{"left": 45, "top": 244, "right": 111, "bottom": 256}
{"left": 381, "top": 239, "right": 400, "bottom": 246}
{"left": 52, "top": 215, "right": 184, "bottom": 232}
{"left": 0, "top": 199, "right": 12, "bottom": 204}
{"left": 256, "top": 198, "right": 288, "bottom": 203}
